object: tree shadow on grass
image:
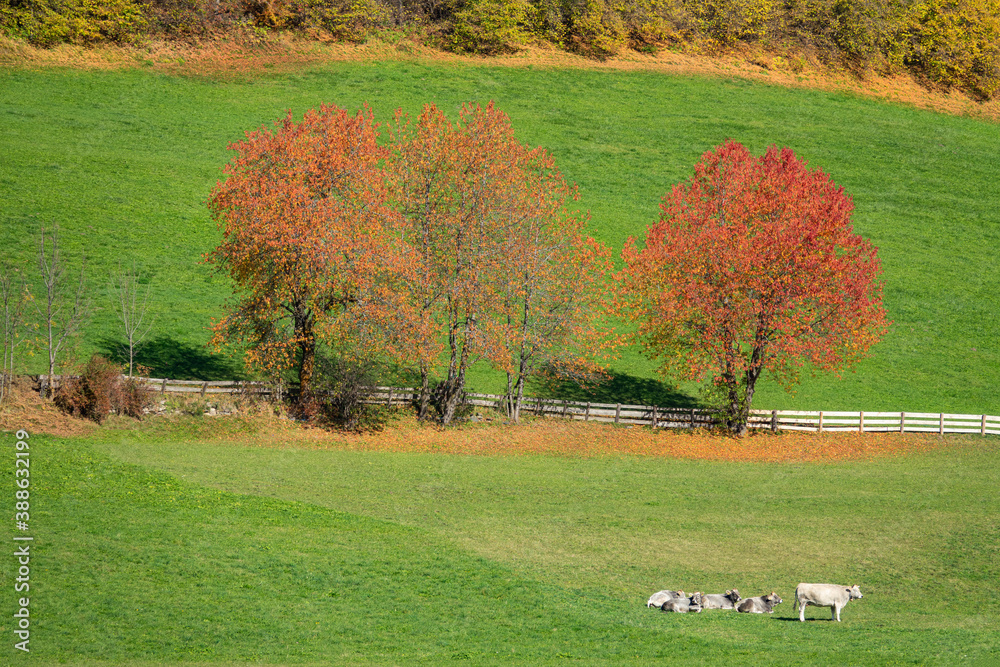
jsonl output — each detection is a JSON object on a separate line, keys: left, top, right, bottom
{"left": 98, "top": 335, "right": 243, "bottom": 381}
{"left": 533, "top": 371, "right": 701, "bottom": 409}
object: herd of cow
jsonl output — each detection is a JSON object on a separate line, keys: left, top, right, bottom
{"left": 647, "top": 583, "right": 864, "bottom": 621}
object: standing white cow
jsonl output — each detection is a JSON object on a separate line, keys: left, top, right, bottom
{"left": 795, "top": 583, "right": 863, "bottom": 621}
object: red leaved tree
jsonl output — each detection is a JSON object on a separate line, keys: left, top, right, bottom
{"left": 619, "top": 141, "right": 889, "bottom": 435}
{"left": 206, "top": 104, "right": 411, "bottom": 407}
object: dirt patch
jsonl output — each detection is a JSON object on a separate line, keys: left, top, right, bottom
{"left": 2, "top": 35, "right": 997, "bottom": 122}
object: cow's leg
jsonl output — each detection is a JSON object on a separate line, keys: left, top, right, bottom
{"left": 799, "top": 602, "right": 806, "bottom": 622}
{"left": 833, "top": 603, "right": 841, "bottom": 621}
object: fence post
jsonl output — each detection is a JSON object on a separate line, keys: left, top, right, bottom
{"left": 161, "top": 378, "right": 167, "bottom": 394}
{"left": 651, "top": 405, "right": 658, "bottom": 428}
{"left": 859, "top": 411, "right": 864, "bottom": 433}
{"left": 939, "top": 413, "right": 944, "bottom": 435}
{"left": 771, "top": 410, "right": 777, "bottom": 432}
{"left": 562, "top": 400, "right": 569, "bottom": 418}
{"left": 690, "top": 408, "right": 696, "bottom": 429}
{"left": 818, "top": 411, "right": 824, "bottom": 433}
{"left": 983, "top": 415, "right": 988, "bottom": 436}
{"left": 387, "top": 388, "right": 393, "bottom": 407}
{"left": 614, "top": 404, "right": 621, "bottom": 424}
{"left": 201, "top": 381, "right": 208, "bottom": 398}
{"left": 900, "top": 412, "right": 905, "bottom": 433}
{"left": 585, "top": 402, "right": 590, "bottom": 422}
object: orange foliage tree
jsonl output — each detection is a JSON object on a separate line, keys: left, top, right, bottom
{"left": 390, "top": 102, "right": 614, "bottom": 424}
{"left": 496, "top": 199, "right": 617, "bottom": 422}
{"left": 619, "top": 141, "right": 889, "bottom": 435}
{"left": 206, "top": 105, "right": 410, "bottom": 406}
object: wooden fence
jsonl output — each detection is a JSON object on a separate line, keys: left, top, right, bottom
{"left": 33, "top": 376, "right": 1000, "bottom": 435}
{"left": 361, "top": 386, "right": 1000, "bottom": 436}
{"left": 38, "top": 375, "right": 272, "bottom": 397}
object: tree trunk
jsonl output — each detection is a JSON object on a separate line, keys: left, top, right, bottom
{"left": 440, "top": 317, "right": 470, "bottom": 425}
{"left": 512, "top": 370, "right": 526, "bottom": 423}
{"left": 417, "top": 365, "right": 431, "bottom": 421}
{"left": 294, "top": 308, "right": 316, "bottom": 406}
{"left": 439, "top": 362, "right": 466, "bottom": 425}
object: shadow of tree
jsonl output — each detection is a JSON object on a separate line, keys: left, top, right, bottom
{"left": 98, "top": 335, "right": 243, "bottom": 381}
{"left": 532, "top": 371, "right": 701, "bottom": 408}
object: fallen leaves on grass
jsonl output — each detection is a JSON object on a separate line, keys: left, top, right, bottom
{"left": 236, "top": 415, "right": 949, "bottom": 463}
{"left": 0, "top": 380, "right": 97, "bottom": 438}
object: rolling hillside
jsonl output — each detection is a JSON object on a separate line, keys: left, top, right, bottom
{"left": 1, "top": 61, "right": 998, "bottom": 413}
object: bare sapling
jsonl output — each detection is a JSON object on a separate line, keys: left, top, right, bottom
{"left": 35, "top": 225, "right": 91, "bottom": 398}
{"left": 1, "top": 263, "right": 32, "bottom": 405}
{"left": 109, "top": 260, "right": 154, "bottom": 378}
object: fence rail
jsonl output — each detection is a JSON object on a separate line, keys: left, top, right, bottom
{"left": 361, "top": 387, "right": 1000, "bottom": 436}
{"left": 31, "top": 376, "right": 1000, "bottom": 435}
{"left": 36, "top": 375, "right": 271, "bottom": 397}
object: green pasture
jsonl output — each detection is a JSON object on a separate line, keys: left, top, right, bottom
{"left": 1, "top": 63, "right": 999, "bottom": 413}
{"left": 2, "top": 424, "right": 998, "bottom": 664}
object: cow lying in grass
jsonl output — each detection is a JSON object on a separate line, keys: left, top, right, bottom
{"left": 736, "top": 592, "right": 782, "bottom": 614}
{"left": 661, "top": 592, "right": 703, "bottom": 613}
{"left": 795, "top": 583, "right": 863, "bottom": 621}
{"left": 646, "top": 590, "right": 687, "bottom": 609}
{"left": 700, "top": 589, "right": 742, "bottom": 610}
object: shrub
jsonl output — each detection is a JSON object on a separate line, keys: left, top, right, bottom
{"left": 621, "top": 0, "right": 691, "bottom": 47}
{"left": 54, "top": 355, "right": 153, "bottom": 424}
{"left": 297, "top": 0, "right": 390, "bottom": 41}
{"left": 449, "top": 0, "right": 532, "bottom": 53}
{"left": 903, "top": 0, "right": 1000, "bottom": 99}
{"left": 312, "top": 355, "right": 390, "bottom": 431}
{"left": 1, "top": 0, "right": 148, "bottom": 45}
{"left": 146, "top": 0, "right": 212, "bottom": 36}
{"left": 688, "top": 0, "right": 779, "bottom": 45}
{"left": 568, "top": 0, "right": 628, "bottom": 57}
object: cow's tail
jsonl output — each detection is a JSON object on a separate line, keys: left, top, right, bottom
{"left": 793, "top": 586, "right": 800, "bottom": 611}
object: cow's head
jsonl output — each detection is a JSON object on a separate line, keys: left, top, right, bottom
{"left": 689, "top": 592, "right": 703, "bottom": 606}
{"left": 766, "top": 592, "right": 783, "bottom": 605}
{"left": 848, "top": 585, "right": 863, "bottom": 600}
{"left": 726, "top": 589, "right": 741, "bottom": 603}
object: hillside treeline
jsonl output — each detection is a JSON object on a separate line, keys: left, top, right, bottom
{"left": 2, "top": 0, "right": 998, "bottom": 98}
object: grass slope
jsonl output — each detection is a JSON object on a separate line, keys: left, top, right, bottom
{"left": 2, "top": 426, "right": 998, "bottom": 664}
{"left": 1, "top": 63, "right": 998, "bottom": 412}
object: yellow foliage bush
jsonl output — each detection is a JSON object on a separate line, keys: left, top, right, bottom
{"left": 689, "top": 0, "right": 778, "bottom": 44}
{"left": 904, "top": 0, "right": 1000, "bottom": 98}
{"left": 568, "top": 0, "right": 628, "bottom": 57}
{"left": 1, "top": 0, "right": 148, "bottom": 45}
{"left": 450, "top": 0, "right": 532, "bottom": 53}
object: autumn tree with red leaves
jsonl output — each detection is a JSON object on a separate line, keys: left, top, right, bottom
{"left": 619, "top": 141, "right": 889, "bottom": 435}
{"left": 206, "top": 105, "right": 410, "bottom": 407}
{"left": 390, "top": 102, "right": 614, "bottom": 424}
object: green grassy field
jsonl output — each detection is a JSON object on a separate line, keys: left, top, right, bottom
{"left": 1, "top": 63, "right": 999, "bottom": 413}
{"left": 2, "top": 424, "right": 998, "bottom": 664}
